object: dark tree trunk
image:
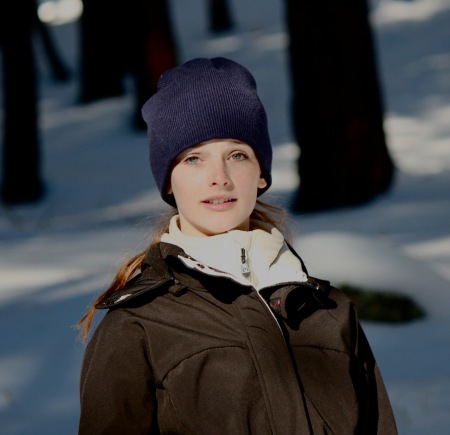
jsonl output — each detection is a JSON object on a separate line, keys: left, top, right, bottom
{"left": 79, "top": 0, "right": 127, "bottom": 103}
{"left": 208, "top": 0, "right": 234, "bottom": 33}
{"left": 133, "top": 0, "right": 179, "bottom": 127}
{"left": 285, "top": 0, "right": 395, "bottom": 212}
{"left": 79, "top": 0, "right": 178, "bottom": 128}
{"left": 1, "top": 0, "right": 44, "bottom": 204}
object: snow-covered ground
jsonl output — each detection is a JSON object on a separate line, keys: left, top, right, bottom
{"left": 1, "top": 0, "right": 449, "bottom": 433}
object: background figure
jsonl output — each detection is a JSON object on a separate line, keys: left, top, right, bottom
{"left": 285, "top": 0, "right": 395, "bottom": 212}
{"left": 79, "top": 0, "right": 178, "bottom": 129}
{"left": 207, "top": 0, "right": 234, "bottom": 33}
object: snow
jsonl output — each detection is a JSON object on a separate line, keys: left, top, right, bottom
{"left": 1, "top": 0, "right": 449, "bottom": 433}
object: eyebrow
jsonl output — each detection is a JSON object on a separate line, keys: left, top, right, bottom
{"left": 178, "top": 140, "right": 253, "bottom": 159}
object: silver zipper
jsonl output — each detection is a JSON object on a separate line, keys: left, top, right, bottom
{"left": 241, "top": 248, "right": 251, "bottom": 276}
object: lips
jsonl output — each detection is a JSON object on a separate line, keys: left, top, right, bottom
{"left": 203, "top": 198, "right": 235, "bottom": 204}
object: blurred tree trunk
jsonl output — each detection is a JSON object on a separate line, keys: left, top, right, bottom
{"left": 208, "top": 0, "right": 234, "bottom": 33}
{"left": 0, "top": 0, "right": 44, "bottom": 204}
{"left": 285, "top": 0, "right": 395, "bottom": 212}
{"left": 79, "top": 0, "right": 178, "bottom": 129}
{"left": 79, "top": 0, "right": 125, "bottom": 102}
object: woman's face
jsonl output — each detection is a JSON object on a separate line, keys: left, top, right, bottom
{"left": 168, "top": 139, "right": 267, "bottom": 236}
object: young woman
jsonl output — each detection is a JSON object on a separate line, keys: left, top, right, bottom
{"left": 77, "top": 57, "right": 397, "bottom": 434}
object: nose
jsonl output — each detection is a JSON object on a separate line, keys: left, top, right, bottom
{"left": 209, "top": 159, "right": 231, "bottom": 187}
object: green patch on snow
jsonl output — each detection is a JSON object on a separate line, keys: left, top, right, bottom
{"left": 340, "top": 284, "right": 426, "bottom": 323}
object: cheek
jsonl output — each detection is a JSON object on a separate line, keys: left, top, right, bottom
{"left": 170, "top": 171, "right": 194, "bottom": 204}
{"left": 168, "top": 167, "right": 184, "bottom": 196}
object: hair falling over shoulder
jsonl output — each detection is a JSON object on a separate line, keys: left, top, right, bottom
{"left": 76, "top": 200, "right": 290, "bottom": 343}
{"left": 75, "top": 209, "right": 176, "bottom": 344}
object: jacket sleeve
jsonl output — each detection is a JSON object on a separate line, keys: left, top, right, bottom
{"left": 286, "top": 285, "right": 398, "bottom": 434}
{"left": 351, "top": 304, "right": 398, "bottom": 435}
{"left": 78, "top": 309, "right": 158, "bottom": 435}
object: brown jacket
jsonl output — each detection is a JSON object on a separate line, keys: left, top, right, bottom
{"left": 79, "top": 242, "right": 397, "bottom": 434}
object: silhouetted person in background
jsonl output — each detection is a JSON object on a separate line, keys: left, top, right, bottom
{"left": 79, "top": 0, "right": 178, "bottom": 129}
{"left": 284, "top": 0, "right": 395, "bottom": 212}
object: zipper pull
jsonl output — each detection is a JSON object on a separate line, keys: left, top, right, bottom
{"left": 241, "top": 248, "right": 251, "bottom": 276}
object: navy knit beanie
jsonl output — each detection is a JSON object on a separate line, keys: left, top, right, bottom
{"left": 141, "top": 57, "right": 272, "bottom": 207}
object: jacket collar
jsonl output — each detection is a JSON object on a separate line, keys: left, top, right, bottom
{"left": 97, "top": 241, "right": 331, "bottom": 322}
{"left": 96, "top": 242, "right": 185, "bottom": 309}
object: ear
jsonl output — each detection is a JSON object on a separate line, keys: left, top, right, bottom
{"left": 167, "top": 183, "right": 173, "bottom": 195}
{"left": 258, "top": 176, "right": 268, "bottom": 189}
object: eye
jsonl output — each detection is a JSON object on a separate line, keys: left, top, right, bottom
{"left": 183, "top": 155, "right": 201, "bottom": 164}
{"left": 230, "top": 152, "right": 248, "bottom": 161}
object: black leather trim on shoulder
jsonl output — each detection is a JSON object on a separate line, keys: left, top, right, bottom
{"left": 95, "top": 243, "right": 179, "bottom": 309}
{"left": 95, "top": 276, "right": 174, "bottom": 309}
